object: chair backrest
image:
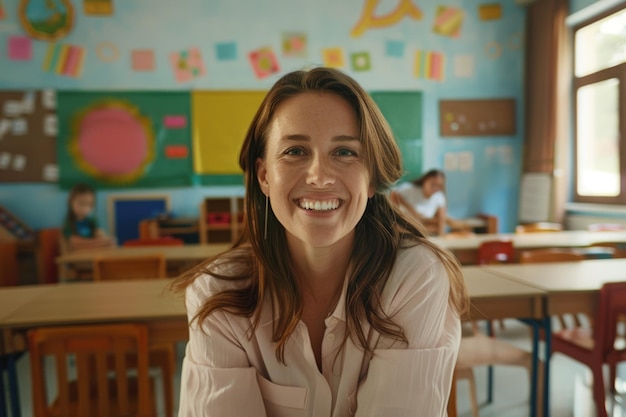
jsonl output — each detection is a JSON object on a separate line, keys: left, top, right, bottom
{"left": 93, "top": 254, "right": 166, "bottom": 281}
{"left": 515, "top": 222, "right": 563, "bottom": 233}
{"left": 594, "top": 282, "right": 626, "bottom": 357}
{"left": 122, "top": 237, "right": 184, "bottom": 247}
{"left": 519, "top": 248, "right": 585, "bottom": 264}
{"left": 477, "top": 240, "right": 514, "bottom": 265}
{"left": 591, "top": 242, "right": 626, "bottom": 259}
{"left": 28, "top": 323, "right": 153, "bottom": 417}
{"left": 38, "top": 228, "right": 61, "bottom": 284}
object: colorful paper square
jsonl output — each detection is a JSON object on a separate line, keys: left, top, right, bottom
{"left": 84, "top": 0, "right": 113, "bottom": 15}
{"left": 282, "top": 32, "right": 307, "bottom": 57}
{"left": 163, "top": 115, "right": 187, "bottom": 128}
{"left": 414, "top": 50, "right": 445, "bottom": 81}
{"left": 8, "top": 36, "right": 32, "bottom": 61}
{"left": 216, "top": 42, "right": 237, "bottom": 61}
{"left": 0, "top": 0, "right": 5, "bottom": 20}
{"left": 433, "top": 6, "right": 464, "bottom": 38}
{"left": 351, "top": 52, "right": 371, "bottom": 72}
{"left": 132, "top": 49, "right": 155, "bottom": 71}
{"left": 479, "top": 4, "right": 502, "bottom": 20}
{"left": 385, "top": 40, "right": 405, "bottom": 58}
{"left": 454, "top": 54, "right": 474, "bottom": 78}
{"left": 248, "top": 47, "right": 280, "bottom": 79}
{"left": 322, "top": 47, "right": 345, "bottom": 68}
{"left": 43, "top": 43, "right": 86, "bottom": 78}
{"left": 165, "top": 145, "right": 189, "bottom": 159}
{"left": 169, "top": 48, "right": 207, "bottom": 83}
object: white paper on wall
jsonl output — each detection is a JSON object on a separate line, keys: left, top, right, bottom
{"left": 519, "top": 173, "right": 552, "bottom": 223}
{"left": 12, "top": 154, "right": 26, "bottom": 171}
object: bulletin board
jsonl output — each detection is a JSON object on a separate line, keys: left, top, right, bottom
{"left": 107, "top": 194, "right": 170, "bottom": 245}
{"left": 439, "top": 98, "right": 516, "bottom": 136}
{"left": 0, "top": 91, "right": 58, "bottom": 182}
{"left": 370, "top": 91, "right": 423, "bottom": 180}
{"left": 56, "top": 91, "right": 193, "bottom": 189}
{"left": 192, "top": 91, "right": 267, "bottom": 185}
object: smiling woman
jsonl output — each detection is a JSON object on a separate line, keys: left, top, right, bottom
{"left": 171, "top": 67, "right": 469, "bottom": 417}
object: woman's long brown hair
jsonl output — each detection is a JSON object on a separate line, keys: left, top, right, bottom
{"left": 171, "top": 67, "right": 469, "bottom": 363}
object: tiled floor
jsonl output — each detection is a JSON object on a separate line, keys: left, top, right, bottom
{"left": 5, "top": 319, "right": 626, "bottom": 417}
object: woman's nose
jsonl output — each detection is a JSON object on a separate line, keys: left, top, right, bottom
{"left": 306, "top": 155, "right": 335, "bottom": 187}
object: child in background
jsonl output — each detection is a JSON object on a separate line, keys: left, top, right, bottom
{"left": 63, "top": 183, "right": 114, "bottom": 251}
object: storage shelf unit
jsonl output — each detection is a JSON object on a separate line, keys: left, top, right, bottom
{"left": 199, "top": 197, "right": 244, "bottom": 244}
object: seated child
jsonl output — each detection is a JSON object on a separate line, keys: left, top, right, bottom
{"left": 63, "top": 183, "right": 115, "bottom": 251}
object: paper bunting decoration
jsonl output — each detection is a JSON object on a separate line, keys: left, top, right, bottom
{"left": 169, "top": 48, "right": 206, "bottom": 83}
{"left": 248, "top": 47, "right": 280, "bottom": 79}
{"left": 322, "top": 47, "right": 345, "bottom": 68}
{"left": 351, "top": 52, "right": 371, "bottom": 72}
{"left": 282, "top": 32, "right": 307, "bottom": 57}
{"left": 414, "top": 50, "right": 445, "bottom": 81}
{"left": 433, "top": 6, "right": 464, "bottom": 38}
{"left": 8, "top": 36, "right": 32, "bottom": 61}
{"left": 132, "top": 49, "right": 155, "bottom": 71}
{"left": 43, "top": 43, "right": 86, "bottom": 77}
{"left": 216, "top": 42, "right": 237, "bottom": 61}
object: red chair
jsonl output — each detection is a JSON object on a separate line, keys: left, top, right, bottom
{"left": 477, "top": 240, "right": 514, "bottom": 265}
{"left": 122, "top": 237, "right": 184, "bottom": 247}
{"left": 550, "top": 281, "right": 626, "bottom": 417}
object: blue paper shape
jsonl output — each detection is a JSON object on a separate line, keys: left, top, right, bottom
{"left": 216, "top": 42, "right": 237, "bottom": 61}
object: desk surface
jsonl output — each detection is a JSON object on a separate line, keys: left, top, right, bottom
{"left": 485, "top": 258, "right": 626, "bottom": 293}
{"left": 431, "top": 230, "right": 626, "bottom": 250}
{"left": 56, "top": 243, "right": 231, "bottom": 264}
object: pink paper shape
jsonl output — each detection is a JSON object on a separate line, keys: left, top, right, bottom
{"left": 164, "top": 115, "right": 187, "bottom": 128}
{"left": 132, "top": 49, "right": 155, "bottom": 71}
{"left": 248, "top": 47, "right": 280, "bottom": 79}
{"left": 8, "top": 36, "right": 32, "bottom": 61}
{"left": 169, "top": 48, "right": 206, "bottom": 83}
{"left": 78, "top": 108, "right": 149, "bottom": 175}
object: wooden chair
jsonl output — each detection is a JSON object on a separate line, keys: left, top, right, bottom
{"left": 93, "top": 254, "right": 174, "bottom": 417}
{"left": 477, "top": 240, "right": 514, "bottom": 265}
{"left": 550, "top": 281, "right": 626, "bottom": 417}
{"left": 93, "top": 254, "right": 166, "bottom": 281}
{"left": 0, "top": 241, "right": 19, "bottom": 287}
{"left": 37, "top": 228, "right": 61, "bottom": 284}
{"left": 515, "top": 222, "right": 563, "bottom": 233}
{"left": 28, "top": 323, "right": 155, "bottom": 417}
{"left": 455, "top": 322, "right": 542, "bottom": 417}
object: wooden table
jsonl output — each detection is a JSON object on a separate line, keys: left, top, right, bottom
{"left": 483, "top": 258, "right": 626, "bottom": 417}
{"left": 0, "top": 270, "right": 547, "bottom": 417}
{"left": 55, "top": 243, "right": 231, "bottom": 281}
{"left": 431, "top": 230, "right": 626, "bottom": 264}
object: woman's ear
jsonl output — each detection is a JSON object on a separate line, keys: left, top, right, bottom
{"left": 256, "top": 157, "right": 269, "bottom": 195}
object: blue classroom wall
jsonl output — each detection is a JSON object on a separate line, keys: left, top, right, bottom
{"left": 0, "top": 0, "right": 526, "bottom": 233}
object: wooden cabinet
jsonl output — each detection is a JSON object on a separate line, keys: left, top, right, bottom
{"left": 199, "top": 197, "right": 244, "bottom": 244}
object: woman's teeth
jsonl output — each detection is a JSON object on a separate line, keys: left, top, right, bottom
{"left": 298, "top": 199, "right": 340, "bottom": 211}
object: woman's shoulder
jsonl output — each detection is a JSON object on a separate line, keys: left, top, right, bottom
{"left": 186, "top": 248, "right": 254, "bottom": 303}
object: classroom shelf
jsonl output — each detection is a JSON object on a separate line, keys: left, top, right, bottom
{"left": 199, "top": 197, "right": 244, "bottom": 244}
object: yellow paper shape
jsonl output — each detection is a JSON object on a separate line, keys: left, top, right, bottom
{"left": 351, "top": 0, "right": 423, "bottom": 38}
{"left": 478, "top": 4, "right": 502, "bottom": 20}
{"left": 192, "top": 91, "right": 267, "bottom": 174}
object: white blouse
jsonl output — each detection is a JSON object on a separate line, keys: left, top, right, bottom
{"left": 394, "top": 182, "right": 446, "bottom": 219}
{"left": 178, "top": 244, "right": 460, "bottom": 417}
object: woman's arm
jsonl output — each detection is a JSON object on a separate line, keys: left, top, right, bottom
{"left": 179, "top": 280, "right": 267, "bottom": 417}
{"left": 354, "top": 250, "right": 460, "bottom": 416}
{"left": 435, "top": 205, "right": 447, "bottom": 236}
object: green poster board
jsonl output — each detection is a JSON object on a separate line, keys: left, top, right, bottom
{"left": 370, "top": 91, "right": 423, "bottom": 181}
{"left": 57, "top": 91, "right": 193, "bottom": 189}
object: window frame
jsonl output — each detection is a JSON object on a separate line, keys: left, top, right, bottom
{"left": 572, "top": 4, "right": 626, "bottom": 205}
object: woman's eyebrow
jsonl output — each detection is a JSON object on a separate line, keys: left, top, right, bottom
{"left": 279, "top": 134, "right": 360, "bottom": 142}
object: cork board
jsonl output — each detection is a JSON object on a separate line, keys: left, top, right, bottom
{"left": 0, "top": 91, "right": 58, "bottom": 182}
{"left": 439, "top": 98, "right": 516, "bottom": 137}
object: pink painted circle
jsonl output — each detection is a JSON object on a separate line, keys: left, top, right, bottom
{"left": 78, "top": 108, "right": 149, "bottom": 175}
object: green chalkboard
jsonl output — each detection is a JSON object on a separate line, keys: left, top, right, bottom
{"left": 57, "top": 91, "right": 193, "bottom": 189}
{"left": 370, "top": 91, "right": 423, "bottom": 181}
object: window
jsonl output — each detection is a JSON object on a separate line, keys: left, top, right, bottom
{"left": 573, "top": 6, "right": 626, "bottom": 204}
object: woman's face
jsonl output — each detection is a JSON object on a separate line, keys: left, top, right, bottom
{"left": 422, "top": 175, "right": 444, "bottom": 198}
{"left": 256, "top": 92, "right": 374, "bottom": 250}
{"left": 71, "top": 193, "right": 95, "bottom": 221}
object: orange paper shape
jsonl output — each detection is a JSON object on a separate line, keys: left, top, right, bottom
{"left": 165, "top": 145, "right": 188, "bottom": 159}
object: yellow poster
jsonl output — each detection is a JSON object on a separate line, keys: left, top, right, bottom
{"left": 192, "top": 91, "right": 267, "bottom": 174}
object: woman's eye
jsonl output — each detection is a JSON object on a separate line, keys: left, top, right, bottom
{"left": 335, "top": 148, "right": 357, "bottom": 157}
{"left": 285, "top": 147, "right": 304, "bottom": 156}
